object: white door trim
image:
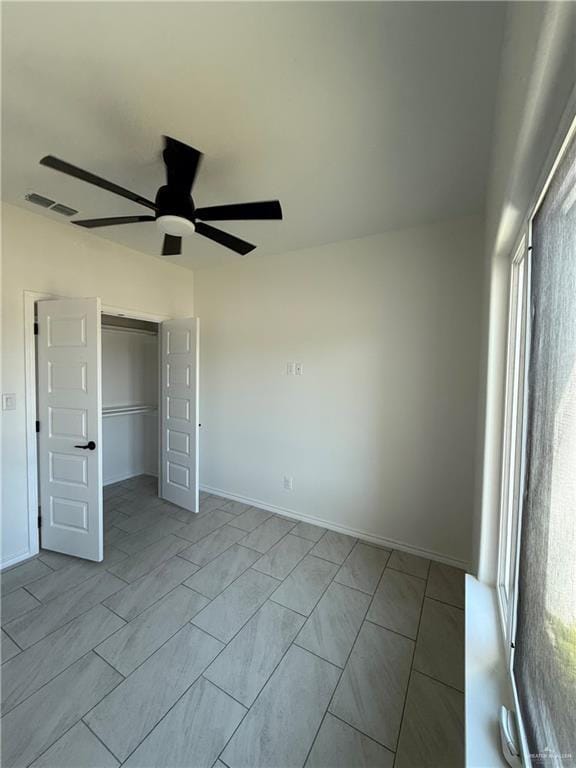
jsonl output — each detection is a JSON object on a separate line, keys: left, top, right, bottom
{"left": 20, "top": 289, "right": 171, "bottom": 567}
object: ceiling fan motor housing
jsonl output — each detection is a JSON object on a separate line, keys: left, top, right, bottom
{"left": 155, "top": 184, "right": 196, "bottom": 237}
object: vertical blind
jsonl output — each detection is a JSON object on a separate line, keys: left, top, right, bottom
{"left": 514, "top": 130, "right": 576, "bottom": 765}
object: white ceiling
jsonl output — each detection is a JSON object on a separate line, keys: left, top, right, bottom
{"left": 2, "top": 2, "right": 506, "bottom": 270}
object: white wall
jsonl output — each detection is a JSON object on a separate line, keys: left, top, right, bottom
{"left": 102, "top": 327, "right": 158, "bottom": 485}
{"left": 195, "top": 216, "right": 484, "bottom": 568}
{"left": 474, "top": 2, "right": 576, "bottom": 583}
{"left": 1, "top": 202, "right": 195, "bottom": 567}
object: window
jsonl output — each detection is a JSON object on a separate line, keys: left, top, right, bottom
{"left": 498, "top": 122, "right": 576, "bottom": 765}
{"left": 497, "top": 238, "right": 529, "bottom": 642}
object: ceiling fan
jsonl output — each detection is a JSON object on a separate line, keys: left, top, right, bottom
{"left": 39, "top": 136, "right": 282, "bottom": 256}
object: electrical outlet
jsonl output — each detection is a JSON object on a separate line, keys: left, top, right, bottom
{"left": 283, "top": 475, "right": 294, "bottom": 491}
{"left": 295, "top": 362, "right": 303, "bottom": 376}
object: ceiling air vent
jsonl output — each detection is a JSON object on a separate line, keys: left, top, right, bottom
{"left": 51, "top": 203, "right": 78, "bottom": 217}
{"left": 25, "top": 192, "right": 55, "bottom": 208}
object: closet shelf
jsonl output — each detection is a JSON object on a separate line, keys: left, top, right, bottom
{"left": 102, "top": 405, "right": 157, "bottom": 418}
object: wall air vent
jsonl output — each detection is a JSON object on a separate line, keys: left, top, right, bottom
{"left": 50, "top": 203, "right": 78, "bottom": 217}
{"left": 25, "top": 192, "right": 55, "bottom": 208}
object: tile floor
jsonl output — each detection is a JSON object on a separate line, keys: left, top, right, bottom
{"left": 1, "top": 475, "right": 465, "bottom": 768}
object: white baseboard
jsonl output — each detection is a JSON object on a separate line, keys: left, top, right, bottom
{"left": 200, "top": 484, "right": 470, "bottom": 571}
{"left": 104, "top": 470, "right": 158, "bottom": 486}
{"left": 1, "top": 547, "right": 38, "bottom": 571}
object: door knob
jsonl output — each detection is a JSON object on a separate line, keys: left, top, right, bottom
{"left": 74, "top": 441, "right": 96, "bottom": 450}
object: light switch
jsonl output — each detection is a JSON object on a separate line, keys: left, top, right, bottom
{"left": 295, "top": 362, "right": 303, "bottom": 376}
{"left": 2, "top": 393, "right": 17, "bottom": 411}
{"left": 286, "top": 362, "right": 295, "bottom": 375}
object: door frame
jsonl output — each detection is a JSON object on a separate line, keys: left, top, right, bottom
{"left": 23, "top": 289, "right": 170, "bottom": 562}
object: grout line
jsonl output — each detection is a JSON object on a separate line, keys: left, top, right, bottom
{"left": 391, "top": 558, "right": 431, "bottom": 767}
{"left": 82, "top": 717, "right": 126, "bottom": 763}
{"left": 362, "top": 617, "right": 417, "bottom": 643}
{"left": 299, "top": 602, "right": 369, "bottom": 766}
{"left": 27, "top": 715, "right": 92, "bottom": 766}
{"left": 1, "top": 648, "right": 123, "bottom": 721}
{"left": 423, "top": 593, "right": 465, "bottom": 612}
{"left": 91, "top": 647, "right": 127, "bottom": 679}
{"left": 385, "top": 564, "right": 428, "bottom": 581}
{"left": 200, "top": 674, "right": 249, "bottom": 711}
{"left": 328, "top": 710, "right": 397, "bottom": 754}
{"left": 410, "top": 668, "right": 465, "bottom": 695}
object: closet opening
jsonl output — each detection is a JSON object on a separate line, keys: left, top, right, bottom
{"left": 101, "top": 313, "right": 160, "bottom": 493}
{"left": 29, "top": 293, "right": 199, "bottom": 563}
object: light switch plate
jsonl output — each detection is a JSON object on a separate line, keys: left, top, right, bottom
{"left": 295, "top": 362, "right": 303, "bottom": 376}
{"left": 2, "top": 393, "right": 17, "bottom": 411}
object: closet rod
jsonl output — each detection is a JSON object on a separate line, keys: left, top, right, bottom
{"left": 102, "top": 405, "right": 157, "bottom": 418}
{"left": 101, "top": 325, "right": 158, "bottom": 337}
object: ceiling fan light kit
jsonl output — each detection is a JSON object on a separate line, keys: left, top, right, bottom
{"left": 39, "top": 135, "right": 282, "bottom": 257}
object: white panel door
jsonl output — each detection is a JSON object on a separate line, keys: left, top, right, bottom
{"left": 37, "top": 298, "right": 103, "bottom": 561}
{"left": 160, "top": 318, "right": 199, "bottom": 513}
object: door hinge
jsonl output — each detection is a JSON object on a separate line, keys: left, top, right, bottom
{"left": 38, "top": 512, "right": 42, "bottom": 528}
{"left": 36, "top": 420, "right": 40, "bottom": 433}
{"left": 34, "top": 321, "right": 39, "bottom": 335}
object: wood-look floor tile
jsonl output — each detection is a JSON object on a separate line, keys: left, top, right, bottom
{"left": 106, "top": 535, "right": 189, "bottom": 582}
{"left": 395, "top": 672, "right": 464, "bottom": 768}
{"left": 222, "top": 645, "right": 340, "bottom": 768}
{"left": 330, "top": 622, "right": 413, "bottom": 750}
{"left": 86, "top": 625, "right": 223, "bottom": 761}
{"left": 0, "top": 653, "right": 122, "bottom": 768}
{"left": 367, "top": 568, "right": 425, "bottom": 639}
{"left": 123, "top": 677, "right": 245, "bottom": 768}
{"left": 3, "top": 572, "right": 125, "bottom": 649}
{"left": 310, "top": 531, "right": 356, "bottom": 565}
{"left": 204, "top": 601, "right": 305, "bottom": 706}
{"left": 174, "top": 509, "right": 236, "bottom": 544}
{"left": 1, "top": 604, "right": 124, "bottom": 714}
{"left": 387, "top": 550, "right": 430, "bottom": 580}
{"left": 253, "top": 534, "right": 314, "bottom": 580}
{"left": 426, "top": 563, "right": 465, "bottom": 608}
{"left": 334, "top": 542, "right": 390, "bottom": 594}
{"left": 29, "top": 721, "right": 119, "bottom": 768}
{"left": 178, "top": 524, "right": 246, "bottom": 566}
{"left": 218, "top": 499, "right": 252, "bottom": 515}
{"left": 1, "top": 587, "right": 41, "bottom": 623}
{"left": 192, "top": 568, "right": 279, "bottom": 643}
{"left": 305, "top": 713, "right": 394, "bottom": 768}
{"left": 413, "top": 598, "right": 464, "bottom": 691}
{"left": 183, "top": 544, "right": 260, "bottom": 600}
{"left": 25, "top": 548, "right": 127, "bottom": 603}
{"left": 96, "top": 585, "right": 208, "bottom": 675}
{"left": 103, "top": 556, "right": 199, "bottom": 621}
{"left": 296, "top": 583, "right": 370, "bottom": 667}
{"left": 37, "top": 550, "right": 78, "bottom": 571}
{"left": 112, "top": 517, "right": 185, "bottom": 555}
{"left": 291, "top": 521, "right": 326, "bottom": 542}
{"left": 1, "top": 630, "right": 21, "bottom": 664}
{"left": 271, "top": 555, "right": 338, "bottom": 616}
{"left": 227, "top": 506, "right": 274, "bottom": 532}
{"left": 1, "top": 559, "right": 53, "bottom": 596}
{"left": 239, "top": 516, "right": 296, "bottom": 553}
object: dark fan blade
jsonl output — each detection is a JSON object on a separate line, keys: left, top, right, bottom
{"left": 162, "top": 234, "right": 182, "bottom": 256}
{"left": 163, "top": 136, "right": 203, "bottom": 192}
{"left": 195, "top": 200, "right": 282, "bottom": 222}
{"left": 74, "top": 215, "right": 156, "bottom": 229}
{"left": 195, "top": 222, "right": 256, "bottom": 255}
{"left": 40, "top": 156, "right": 157, "bottom": 210}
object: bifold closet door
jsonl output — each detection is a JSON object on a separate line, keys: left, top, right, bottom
{"left": 37, "top": 298, "right": 103, "bottom": 561}
{"left": 160, "top": 318, "right": 199, "bottom": 513}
